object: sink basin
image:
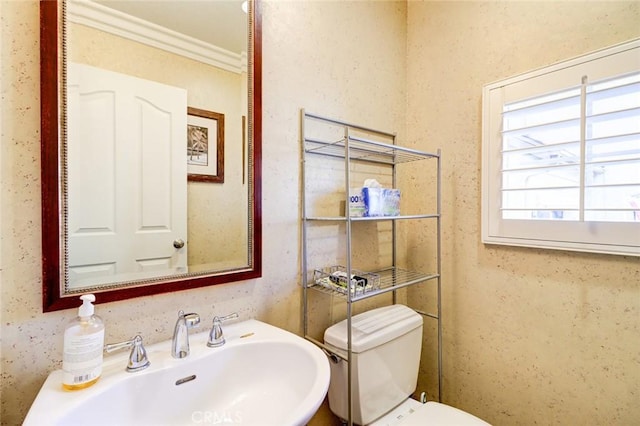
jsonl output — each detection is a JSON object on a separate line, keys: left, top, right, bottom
{"left": 25, "top": 319, "right": 330, "bottom": 426}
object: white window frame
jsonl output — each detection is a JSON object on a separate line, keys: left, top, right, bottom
{"left": 482, "top": 38, "right": 640, "bottom": 257}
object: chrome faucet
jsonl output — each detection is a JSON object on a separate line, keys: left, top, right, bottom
{"left": 207, "top": 312, "right": 239, "bottom": 348}
{"left": 104, "top": 334, "right": 151, "bottom": 372}
{"left": 171, "top": 310, "right": 201, "bottom": 358}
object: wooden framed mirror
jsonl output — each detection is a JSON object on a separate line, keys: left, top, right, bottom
{"left": 40, "top": 0, "right": 262, "bottom": 312}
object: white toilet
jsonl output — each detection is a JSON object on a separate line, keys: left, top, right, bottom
{"left": 324, "top": 304, "right": 491, "bottom": 425}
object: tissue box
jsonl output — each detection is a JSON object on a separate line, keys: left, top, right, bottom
{"left": 349, "top": 188, "right": 365, "bottom": 217}
{"left": 382, "top": 188, "right": 401, "bottom": 216}
{"left": 363, "top": 187, "right": 384, "bottom": 217}
{"left": 363, "top": 188, "right": 401, "bottom": 217}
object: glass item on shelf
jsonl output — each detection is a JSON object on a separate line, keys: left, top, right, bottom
{"left": 312, "top": 266, "right": 380, "bottom": 296}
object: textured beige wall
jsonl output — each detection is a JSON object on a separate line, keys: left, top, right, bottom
{"left": 406, "top": 1, "right": 640, "bottom": 425}
{"left": 2, "top": 0, "right": 638, "bottom": 425}
{"left": 0, "top": 0, "right": 406, "bottom": 424}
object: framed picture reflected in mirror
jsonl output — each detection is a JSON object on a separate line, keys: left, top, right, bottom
{"left": 187, "top": 107, "right": 225, "bottom": 183}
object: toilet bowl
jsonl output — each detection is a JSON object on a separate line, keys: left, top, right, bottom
{"left": 324, "top": 304, "right": 490, "bottom": 425}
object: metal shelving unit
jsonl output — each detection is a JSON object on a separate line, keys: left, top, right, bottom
{"left": 301, "top": 109, "right": 442, "bottom": 426}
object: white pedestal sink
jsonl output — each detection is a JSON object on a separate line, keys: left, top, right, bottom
{"left": 25, "top": 319, "right": 330, "bottom": 426}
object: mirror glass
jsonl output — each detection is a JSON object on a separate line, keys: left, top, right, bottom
{"left": 40, "top": 0, "right": 262, "bottom": 311}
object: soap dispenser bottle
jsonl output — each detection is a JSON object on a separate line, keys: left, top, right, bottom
{"left": 62, "top": 294, "right": 105, "bottom": 390}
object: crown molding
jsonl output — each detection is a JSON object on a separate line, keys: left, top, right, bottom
{"left": 67, "top": 0, "right": 244, "bottom": 74}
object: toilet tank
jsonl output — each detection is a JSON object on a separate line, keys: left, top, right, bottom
{"left": 323, "top": 304, "right": 423, "bottom": 425}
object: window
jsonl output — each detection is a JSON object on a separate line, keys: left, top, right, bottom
{"left": 482, "top": 39, "right": 640, "bottom": 256}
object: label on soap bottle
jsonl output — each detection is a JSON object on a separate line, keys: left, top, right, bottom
{"left": 62, "top": 328, "right": 105, "bottom": 387}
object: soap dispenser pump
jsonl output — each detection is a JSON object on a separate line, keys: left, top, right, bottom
{"left": 62, "top": 294, "right": 105, "bottom": 390}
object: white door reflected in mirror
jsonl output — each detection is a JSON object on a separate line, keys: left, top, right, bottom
{"left": 67, "top": 63, "right": 188, "bottom": 288}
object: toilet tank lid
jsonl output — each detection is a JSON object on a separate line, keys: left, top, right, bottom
{"left": 324, "top": 304, "right": 423, "bottom": 353}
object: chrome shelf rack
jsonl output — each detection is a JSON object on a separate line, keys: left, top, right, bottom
{"left": 300, "top": 110, "right": 442, "bottom": 426}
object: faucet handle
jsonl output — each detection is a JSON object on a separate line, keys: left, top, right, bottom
{"left": 217, "top": 312, "right": 239, "bottom": 323}
{"left": 207, "top": 312, "right": 239, "bottom": 348}
{"left": 104, "top": 335, "right": 151, "bottom": 372}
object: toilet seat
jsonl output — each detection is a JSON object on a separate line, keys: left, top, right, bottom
{"left": 371, "top": 399, "right": 490, "bottom": 426}
{"left": 413, "top": 402, "right": 490, "bottom": 425}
